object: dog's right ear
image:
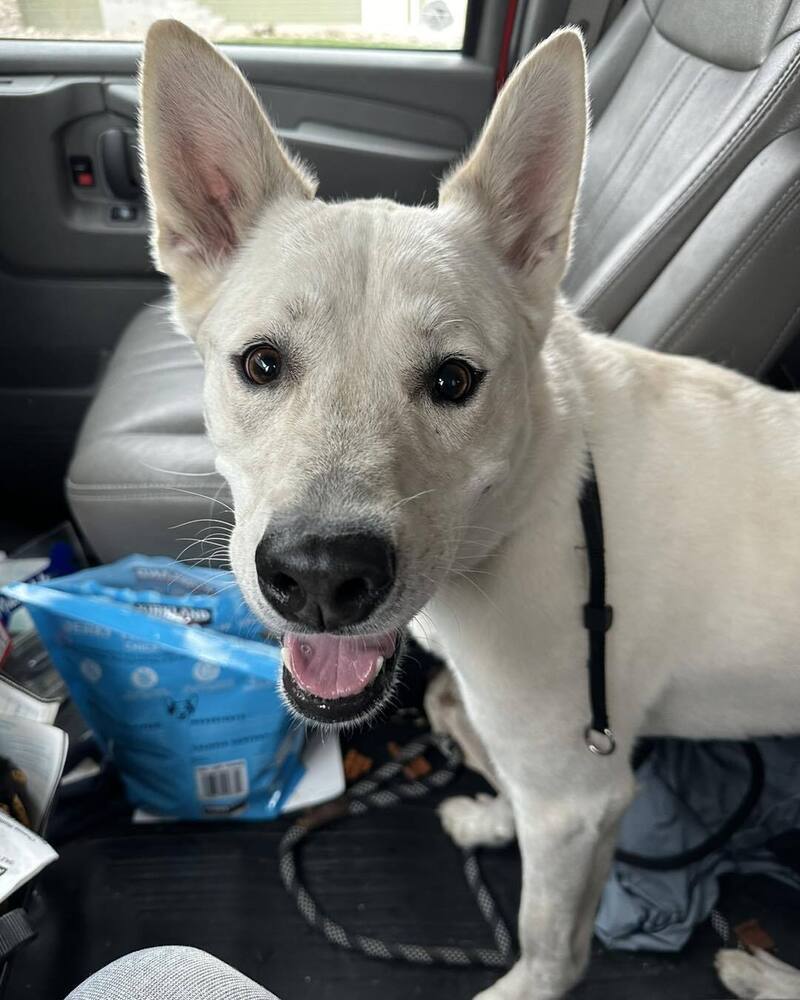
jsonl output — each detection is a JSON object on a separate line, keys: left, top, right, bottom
{"left": 139, "top": 20, "right": 315, "bottom": 332}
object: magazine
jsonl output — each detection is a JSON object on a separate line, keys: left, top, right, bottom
{"left": 0, "top": 675, "right": 66, "bottom": 904}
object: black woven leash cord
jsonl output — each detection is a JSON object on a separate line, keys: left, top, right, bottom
{"left": 615, "top": 741, "right": 765, "bottom": 870}
{"left": 278, "top": 732, "right": 515, "bottom": 970}
{"left": 579, "top": 457, "right": 616, "bottom": 755}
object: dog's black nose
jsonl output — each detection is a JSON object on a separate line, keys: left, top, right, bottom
{"left": 255, "top": 525, "right": 395, "bottom": 630}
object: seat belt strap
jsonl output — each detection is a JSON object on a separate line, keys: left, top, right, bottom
{"left": 0, "top": 908, "right": 36, "bottom": 961}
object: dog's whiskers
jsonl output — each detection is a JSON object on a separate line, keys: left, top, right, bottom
{"left": 163, "top": 484, "right": 235, "bottom": 515}
{"left": 445, "top": 567, "right": 505, "bottom": 619}
{"left": 169, "top": 516, "right": 234, "bottom": 531}
{"left": 409, "top": 611, "right": 438, "bottom": 650}
{"left": 437, "top": 560, "right": 498, "bottom": 579}
{"left": 187, "top": 567, "right": 236, "bottom": 596}
{"left": 387, "top": 488, "right": 436, "bottom": 513}
{"left": 140, "top": 460, "right": 220, "bottom": 478}
{"left": 451, "top": 523, "right": 505, "bottom": 536}
{"left": 175, "top": 533, "right": 231, "bottom": 548}
{"left": 174, "top": 536, "right": 231, "bottom": 563}
{"left": 419, "top": 572, "right": 463, "bottom": 633}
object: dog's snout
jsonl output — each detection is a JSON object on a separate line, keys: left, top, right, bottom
{"left": 255, "top": 525, "right": 396, "bottom": 630}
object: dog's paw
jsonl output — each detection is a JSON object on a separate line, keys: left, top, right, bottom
{"left": 472, "top": 960, "right": 570, "bottom": 1000}
{"left": 473, "top": 982, "right": 529, "bottom": 1000}
{"left": 715, "top": 947, "right": 800, "bottom": 999}
{"left": 438, "top": 794, "right": 516, "bottom": 849}
{"left": 473, "top": 986, "right": 514, "bottom": 1000}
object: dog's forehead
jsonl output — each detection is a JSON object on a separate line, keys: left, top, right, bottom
{"left": 217, "top": 198, "right": 493, "bottom": 346}
{"left": 275, "top": 198, "right": 462, "bottom": 278}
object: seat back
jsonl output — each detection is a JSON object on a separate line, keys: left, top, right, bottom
{"left": 564, "top": 0, "right": 800, "bottom": 373}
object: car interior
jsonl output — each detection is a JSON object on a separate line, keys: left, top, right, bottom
{"left": 2, "top": 0, "right": 800, "bottom": 997}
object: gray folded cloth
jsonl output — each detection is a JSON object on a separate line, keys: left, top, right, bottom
{"left": 596, "top": 737, "right": 800, "bottom": 951}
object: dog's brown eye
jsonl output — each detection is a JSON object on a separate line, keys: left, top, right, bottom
{"left": 433, "top": 359, "right": 477, "bottom": 404}
{"left": 243, "top": 344, "right": 282, "bottom": 386}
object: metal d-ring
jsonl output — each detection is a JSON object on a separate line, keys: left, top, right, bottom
{"left": 585, "top": 726, "right": 616, "bottom": 756}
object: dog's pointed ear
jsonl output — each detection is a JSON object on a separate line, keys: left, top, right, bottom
{"left": 139, "top": 20, "right": 315, "bottom": 328}
{"left": 439, "top": 29, "right": 587, "bottom": 304}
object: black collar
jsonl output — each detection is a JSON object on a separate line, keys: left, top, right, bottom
{"left": 578, "top": 457, "right": 616, "bottom": 755}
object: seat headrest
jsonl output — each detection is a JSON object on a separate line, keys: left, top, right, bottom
{"left": 644, "top": 0, "right": 797, "bottom": 70}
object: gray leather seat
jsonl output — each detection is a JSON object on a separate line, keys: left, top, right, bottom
{"left": 67, "top": 0, "right": 800, "bottom": 561}
{"left": 67, "top": 307, "right": 232, "bottom": 562}
{"left": 568, "top": 0, "right": 800, "bottom": 367}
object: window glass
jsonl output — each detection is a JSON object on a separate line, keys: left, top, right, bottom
{"left": 0, "top": 0, "right": 469, "bottom": 49}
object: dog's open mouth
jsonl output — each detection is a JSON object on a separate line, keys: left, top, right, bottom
{"left": 280, "top": 630, "right": 401, "bottom": 725}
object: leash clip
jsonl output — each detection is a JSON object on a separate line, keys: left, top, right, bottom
{"left": 585, "top": 726, "right": 616, "bottom": 756}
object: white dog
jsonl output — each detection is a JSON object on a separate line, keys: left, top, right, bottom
{"left": 140, "top": 21, "right": 800, "bottom": 999}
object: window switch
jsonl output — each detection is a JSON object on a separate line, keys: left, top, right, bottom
{"left": 110, "top": 204, "right": 138, "bottom": 222}
{"left": 70, "top": 155, "right": 94, "bottom": 187}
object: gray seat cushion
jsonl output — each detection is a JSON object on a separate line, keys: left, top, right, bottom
{"left": 67, "top": 306, "right": 231, "bottom": 562}
{"left": 68, "top": 0, "right": 800, "bottom": 560}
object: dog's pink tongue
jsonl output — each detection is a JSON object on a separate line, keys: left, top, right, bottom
{"left": 284, "top": 632, "right": 396, "bottom": 700}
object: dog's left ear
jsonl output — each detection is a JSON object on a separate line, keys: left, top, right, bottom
{"left": 139, "top": 20, "right": 316, "bottom": 332}
{"left": 439, "top": 29, "right": 587, "bottom": 307}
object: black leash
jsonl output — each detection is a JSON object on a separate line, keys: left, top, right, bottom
{"left": 579, "top": 456, "right": 616, "bottom": 755}
{"left": 278, "top": 733, "right": 515, "bottom": 971}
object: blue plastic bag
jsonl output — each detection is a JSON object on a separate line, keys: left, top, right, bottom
{"left": 3, "top": 556, "right": 304, "bottom": 821}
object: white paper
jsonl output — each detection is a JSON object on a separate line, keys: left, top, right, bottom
{"left": 0, "top": 675, "right": 61, "bottom": 726}
{"left": 0, "top": 716, "right": 68, "bottom": 832}
{"left": 0, "top": 558, "right": 49, "bottom": 589}
{"left": 61, "top": 757, "right": 102, "bottom": 786}
{"left": 281, "top": 732, "right": 345, "bottom": 813}
{"left": 0, "top": 811, "right": 58, "bottom": 903}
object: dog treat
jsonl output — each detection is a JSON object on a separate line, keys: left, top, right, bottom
{"left": 387, "top": 741, "right": 432, "bottom": 780}
{"left": 735, "top": 919, "right": 776, "bottom": 955}
{"left": 343, "top": 748, "right": 373, "bottom": 783}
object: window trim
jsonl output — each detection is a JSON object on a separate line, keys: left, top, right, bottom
{"left": 462, "top": 0, "right": 485, "bottom": 56}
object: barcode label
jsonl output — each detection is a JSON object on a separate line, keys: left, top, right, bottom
{"left": 195, "top": 760, "right": 249, "bottom": 801}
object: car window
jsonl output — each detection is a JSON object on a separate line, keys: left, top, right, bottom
{"left": 0, "top": 0, "right": 469, "bottom": 49}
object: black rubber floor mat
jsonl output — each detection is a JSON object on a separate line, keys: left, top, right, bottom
{"left": 3, "top": 789, "right": 762, "bottom": 1000}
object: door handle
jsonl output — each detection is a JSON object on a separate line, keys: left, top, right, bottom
{"left": 100, "top": 128, "right": 140, "bottom": 200}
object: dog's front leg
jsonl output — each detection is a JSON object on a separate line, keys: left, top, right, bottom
{"left": 475, "top": 772, "right": 634, "bottom": 1000}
